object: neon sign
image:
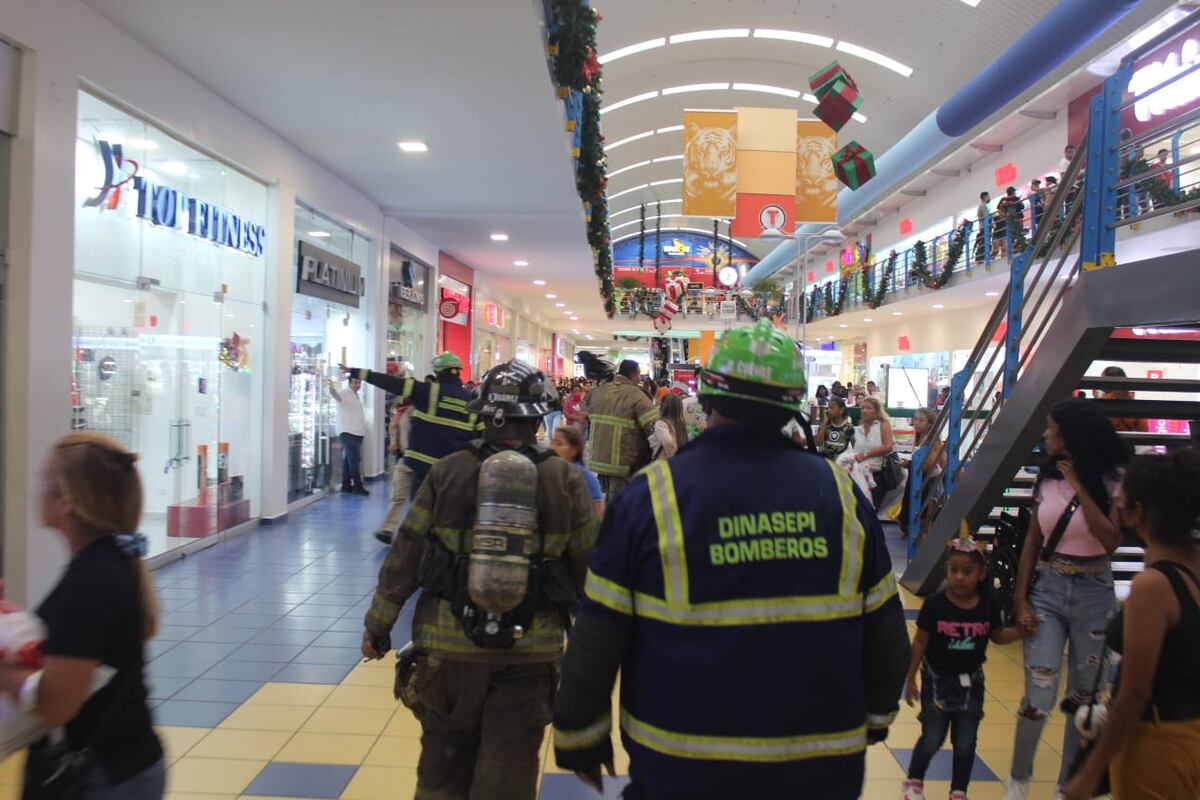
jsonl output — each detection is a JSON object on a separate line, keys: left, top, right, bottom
{"left": 1129, "top": 38, "right": 1200, "bottom": 123}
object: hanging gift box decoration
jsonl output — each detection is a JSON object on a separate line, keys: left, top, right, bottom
{"left": 832, "top": 141, "right": 876, "bottom": 190}
{"left": 808, "top": 60, "right": 858, "bottom": 101}
{"left": 814, "top": 79, "right": 862, "bottom": 132}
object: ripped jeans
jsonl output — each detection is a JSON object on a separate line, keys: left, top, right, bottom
{"left": 1010, "top": 564, "right": 1115, "bottom": 786}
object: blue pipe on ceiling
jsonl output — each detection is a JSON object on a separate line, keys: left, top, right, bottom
{"left": 743, "top": 0, "right": 1142, "bottom": 287}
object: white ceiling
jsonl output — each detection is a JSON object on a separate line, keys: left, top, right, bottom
{"left": 80, "top": 0, "right": 600, "bottom": 316}
{"left": 81, "top": 0, "right": 1183, "bottom": 344}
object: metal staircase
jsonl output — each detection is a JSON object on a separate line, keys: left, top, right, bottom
{"left": 900, "top": 12, "right": 1200, "bottom": 595}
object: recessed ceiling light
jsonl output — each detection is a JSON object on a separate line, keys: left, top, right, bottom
{"left": 307, "top": 230, "right": 331, "bottom": 238}
{"left": 598, "top": 37, "right": 667, "bottom": 65}
{"left": 545, "top": 293, "right": 557, "bottom": 299}
{"left": 892, "top": 311, "right": 903, "bottom": 316}
{"left": 490, "top": 233, "right": 509, "bottom": 241}
{"left": 563, "top": 310, "right": 573, "bottom": 315}
{"left": 752, "top": 29, "right": 835, "bottom": 47}
{"left": 838, "top": 324, "right": 849, "bottom": 328}
{"left": 513, "top": 260, "right": 529, "bottom": 267}
{"left": 835, "top": 41, "right": 914, "bottom": 77}
{"left": 669, "top": 29, "right": 751, "bottom": 44}
{"left": 863, "top": 317, "right": 873, "bottom": 323}
{"left": 932, "top": 304, "right": 945, "bottom": 309}
{"left": 555, "top": 302, "right": 565, "bottom": 307}
{"left": 960, "top": 0, "right": 982, "bottom": 6}
{"left": 572, "top": 328, "right": 581, "bottom": 334}
{"left": 188, "top": 172, "right": 200, "bottom": 179}
{"left": 533, "top": 279, "right": 546, "bottom": 285}
{"left": 585, "top": 334, "right": 594, "bottom": 340}
{"left": 162, "top": 161, "right": 188, "bottom": 175}
{"left": 985, "top": 291, "right": 1000, "bottom": 297}
{"left": 398, "top": 141, "right": 429, "bottom": 152}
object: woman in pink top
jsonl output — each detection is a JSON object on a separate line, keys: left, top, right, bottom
{"left": 1004, "top": 399, "right": 1130, "bottom": 800}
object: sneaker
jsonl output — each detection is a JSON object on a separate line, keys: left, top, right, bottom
{"left": 353, "top": 486, "right": 370, "bottom": 496}
{"left": 1003, "top": 778, "right": 1030, "bottom": 800}
{"left": 949, "top": 792, "right": 968, "bottom": 800}
{"left": 374, "top": 530, "right": 394, "bottom": 546}
{"left": 900, "top": 779, "right": 925, "bottom": 800}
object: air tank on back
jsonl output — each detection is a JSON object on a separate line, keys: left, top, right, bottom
{"left": 468, "top": 450, "right": 539, "bottom": 613}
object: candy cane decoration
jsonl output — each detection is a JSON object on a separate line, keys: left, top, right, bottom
{"left": 653, "top": 276, "right": 689, "bottom": 333}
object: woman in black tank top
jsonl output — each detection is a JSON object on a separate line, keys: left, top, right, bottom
{"left": 1063, "top": 450, "right": 1200, "bottom": 800}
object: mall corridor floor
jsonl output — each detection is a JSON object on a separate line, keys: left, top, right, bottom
{"left": 0, "top": 490, "right": 1070, "bottom": 800}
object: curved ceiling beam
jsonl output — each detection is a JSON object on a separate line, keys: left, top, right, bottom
{"left": 599, "top": 85, "right": 867, "bottom": 124}
{"left": 599, "top": 28, "right": 913, "bottom": 77}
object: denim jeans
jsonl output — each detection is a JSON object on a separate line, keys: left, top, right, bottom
{"left": 80, "top": 759, "right": 166, "bottom": 800}
{"left": 1009, "top": 564, "right": 1115, "bottom": 786}
{"left": 340, "top": 432, "right": 364, "bottom": 489}
{"left": 908, "top": 664, "right": 985, "bottom": 792}
{"left": 544, "top": 410, "right": 561, "bottom": 439}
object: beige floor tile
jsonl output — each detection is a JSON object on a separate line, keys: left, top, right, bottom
{"left": 341, "top": 663, "right": 396, "bottom": 688}
{"left": 323, "top": 684, "right": 397, "bottom": 710}
{"left": 301, "top": 706, "right": 392, "bottom": 736}
{"left": 188, "top": 728, "right": 292, "bottom": 760}
{"left": 167, "top": 757, "right": 265, "bottom": 795}
{"left": 865, "top": 746, "right": 905, "bottom": 780}
{"left": 218, "top": 703, "right": 316, "bottom": 732}
{"left": 0, "top": 752, "right": 26, "bottom": 786}
{"left": 362, "top": 736, "right": 422, "bottom": 768}
{"left": 156, "top": 726, "right": 211, "bottom": 765}
{"left": 275, "top": 732, "right": 376, "bottom": 765}
{"left": 246, "top": 683, "right": 334, "bottom": 706}
{"left": 383, "top": 708, "right": 423, "bottom": 737}
{"left": 340, "top": 765, "right": 418, "bottom": 799}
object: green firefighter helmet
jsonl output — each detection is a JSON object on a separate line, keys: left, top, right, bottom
{"left": 431, "top": 351, "right": 463, "bottom": 373}
{"left": 698, "top": 318, "right": 807, "bottom": 411}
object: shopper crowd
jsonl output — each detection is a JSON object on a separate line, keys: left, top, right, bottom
{"left": 8, "top": 323, "right": 1198, "bottom": 800}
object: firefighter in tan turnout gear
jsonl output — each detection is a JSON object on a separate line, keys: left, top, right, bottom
{"left": 579, "top": 354, "right": 658, "bottom": 496}
{"left": 361, "top": 358, "right": 599, "bottom": 800}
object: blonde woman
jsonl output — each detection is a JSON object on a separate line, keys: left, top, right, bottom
{"left": 0, "top": 433, "right": 164, "bottom": 799}
{"left": 851, "top": 396, "right": 895, "bottom": 508}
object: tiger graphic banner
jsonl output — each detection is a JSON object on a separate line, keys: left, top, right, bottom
{"left": 795, "top": 120, "right": 838, "bottom": 224}
{"left": 682, "top": 110, "right": 737, "bottom": 217}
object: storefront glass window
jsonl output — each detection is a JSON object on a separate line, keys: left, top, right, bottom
{"left": 288, "top": 206, "right": 374, "bottom": 503}
{"left": 74, "top": 91, "right": 268, "bottom": 559}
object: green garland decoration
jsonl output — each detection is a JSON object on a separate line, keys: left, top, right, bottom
{"left": 862, "top": 252, "right": 895, "bottom": 309}
{"left": 547, "top": 0, "right": 614, "bottom": 316}
{"left": 821, "top": 279, "right": 850, "bottom": 317}
{"left": 806, "top": 286, "right": 822, "bottom": 323}
{"left": 909, "top": 225, "right": 965, "bottom": 290}
{"left": 1125, "top": 157, "right": 1200, "bottom": 212}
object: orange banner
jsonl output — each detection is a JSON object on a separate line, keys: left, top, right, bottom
{"left": 795, "top": 120, "right": 838, "bottom": 224}
{"left": 682, "top": 111, "right": 737, "bottom": 217}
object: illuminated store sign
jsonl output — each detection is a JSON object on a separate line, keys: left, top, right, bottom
{"left": 85, "top": 140, "right": 267, "bottom": 257}
{"left": 297, "top": 241, "right": 365, "bottom": 308}
{"left": 1129, "top": 37, "right": 1200, "bottom": 122}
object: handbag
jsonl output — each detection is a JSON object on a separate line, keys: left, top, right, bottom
{"left": 878, "top": 451, "right": 904, "bottom": 491}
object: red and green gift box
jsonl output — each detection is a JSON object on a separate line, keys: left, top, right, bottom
{"left": 808, "top": 60, "right": 858, "bottom": 100}
{"left": 833, "top": 141, "right": 876, "bottom": 190}
{"left": 814, "top": 78, "right": 861, "bottom": 132}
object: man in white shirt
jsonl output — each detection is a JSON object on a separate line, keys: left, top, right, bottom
{"left": 1057, "top": 143, "right": 1076, "bottom": 176}
{"left": 329, "top": 374, "right": 370, "bottom": 495}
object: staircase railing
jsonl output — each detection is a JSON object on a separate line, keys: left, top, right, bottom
{"left": 906, "top": 5, "right": 1200, "bottom": 559}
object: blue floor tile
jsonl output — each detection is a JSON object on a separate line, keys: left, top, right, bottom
{"left": 230, "top": 642, "right": 309, "bottom": 662}
{"left": 272, "top": 615, "right": 336, "bottom": 631}
{"left": 272, "top": 662, "right": 356, "bottom": 684}
{"left": 162, "top": 612, "right": 225, "bottom": 627}
{"left": 147, "top": 640, "right": 176, "bottom": 659}
{"left": 294, "top": 646, "right": 362, "bottom": 666}
{"left": 200, "top": 660, "right": 287, "bottom": 681}
{"left": 167, "top": 640, "right": 243, "bottom": 660}
{"left": 154, "top": 625, "right": 204, "bottom": 642}
{"left": 153, "top": 699, "right": 239, "bottom": 727}
{"left": 249, "top": 628, "right": 323, "bottom": 647}
{"left": 310, "top": 630, "right": 366, "bottom": 649}
{"left": 890, "top": 749, "right": 999, "bottom": 782}
{"left": 188, "top": 625, "right": 260, "bottom": 644}
{"left": 243, "top": 762, "right": 357, "bottom": 798}
{"left": 905, "top": 609, "right": 921, "bottom": 621}
{"left": 172, "top": 679, "right": 265, "bottom": 703}
{"left": 146, "top": 675, "right": 194, "bottom": 701}
{"left": 539, "top": 773, "right": 630, "bottom": 800}
{"left": 286, "top": 606, "right": 345, "bottom": 619}
{"left": 222, "top": 613, "right": 283, "bottom": 629}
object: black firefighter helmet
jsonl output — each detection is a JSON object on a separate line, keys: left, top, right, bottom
{"left": 469, "top": 359, "right": 558, "bottom": 422}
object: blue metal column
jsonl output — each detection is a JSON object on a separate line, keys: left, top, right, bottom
{"left": 1002, "top": 251, "right": 1032, "bottom": 398}
{"left": 943, "top": 368, "right": 970, "bottom": 498}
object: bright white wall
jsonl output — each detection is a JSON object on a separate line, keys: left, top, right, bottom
{"left": 863, "top": 305, "right": 992, "bottom": 360}
{"left": 0, "top": 0, "right": 445, "bottom": 603}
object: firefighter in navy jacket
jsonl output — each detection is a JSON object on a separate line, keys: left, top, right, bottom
{"left": 343, "top": 352, "right": 482, "bottom": 544}
{"left": 552, "top": 319, "right": 911, "bottom": 800}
